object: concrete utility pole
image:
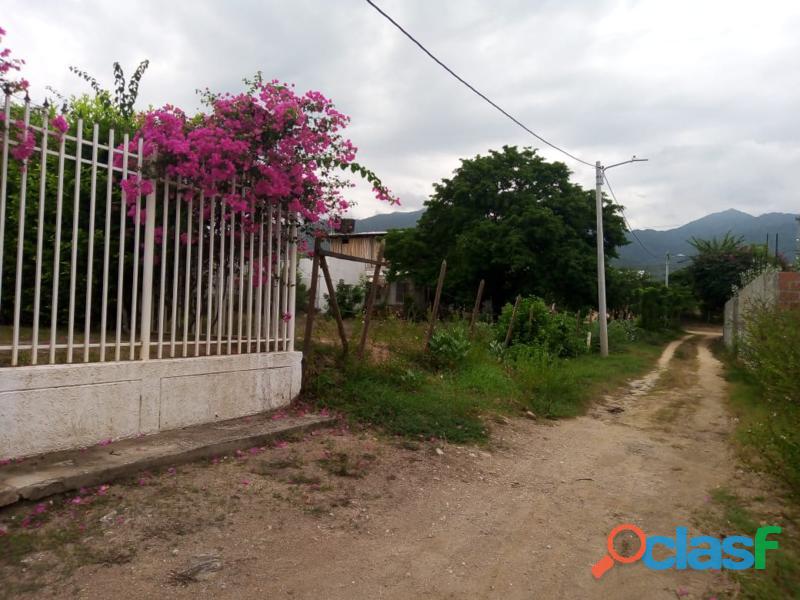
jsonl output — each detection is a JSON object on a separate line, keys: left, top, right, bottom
{"left": 595, "top": 161, "right": 609, "bottom": 357}
{"left": 796, "top": 216, "right": 800, "bottom": 264}
{"left": 595, "top": 157, "right": 648, "bottom": 357}
{"left": 664, "top": 253, "right": 685, "bottom": 288}
{"left": 665, "top": 252, "right": 670, "bottom": 288}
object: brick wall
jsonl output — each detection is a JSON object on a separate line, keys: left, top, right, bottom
{"left": 778, "top": 272, "right": 800, "bottom": 309}
{"left": 724, "top": 271, "right": 800, "bottom": 348}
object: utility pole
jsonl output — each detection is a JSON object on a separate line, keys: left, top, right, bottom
{"left": 665, "top": 252, "right": 670, "bottom": 288}
{"left": 795, "top": 215, "right": 800, "bottom": 266}
{"left": 595, "top": 161, "right": 609, "bottom": 357}
{"left": 595, "top": 156, "right": 648, "bottom": 357}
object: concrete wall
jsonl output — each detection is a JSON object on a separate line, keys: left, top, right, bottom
{"left": 724, "top": 271, "right": 800, "bottom": 348}
{"left": 0, "top": 351, "right": 302, "bottom": 459}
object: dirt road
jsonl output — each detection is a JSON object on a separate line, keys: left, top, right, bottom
{"left": 5, "top": 332, "right": 740, "bottom": 599}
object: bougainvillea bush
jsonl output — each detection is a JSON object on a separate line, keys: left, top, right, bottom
{"left": 3, "top": 25, "right": 397, "bottom": 238}
{"left": 120, "top": 77, "right": 398, "bottom": 238}
{"left": 0, "top": 25, "right": 397, "bottom": 327}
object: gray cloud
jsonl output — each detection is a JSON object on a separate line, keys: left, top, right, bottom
{"left": 5, "top": 0, "right": 799, "bottom": 224}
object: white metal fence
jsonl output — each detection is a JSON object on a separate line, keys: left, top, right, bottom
{"left": 0, "top": 95, "right": 298, "bottom": 367}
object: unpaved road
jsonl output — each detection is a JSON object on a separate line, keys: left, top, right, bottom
{"left": 4, "top": 332, "right": 741, "bottom": 599}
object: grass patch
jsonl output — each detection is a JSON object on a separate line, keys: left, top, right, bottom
{"left": 714, "top": 341, "right": 800, "bottom": 498}
{"left": 698, "top": 487, "right": 800, "bottom": 600}
{"left": 710, "top": 341, "right": 800, "bottom": 599}
{"left": 305, "top": 318, "right": 671, "bottom": 441}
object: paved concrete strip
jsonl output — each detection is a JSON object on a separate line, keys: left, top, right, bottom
{"left": 0, "top": 412, "right": 335, "bottom": 508}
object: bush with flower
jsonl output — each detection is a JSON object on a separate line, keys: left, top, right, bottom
{"left": 120, "top": 76, "right": 398, "bottom": 236}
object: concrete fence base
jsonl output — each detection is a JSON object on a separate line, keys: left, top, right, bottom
{"left": 0, "top": 351, "right": 302, "bottom": 459}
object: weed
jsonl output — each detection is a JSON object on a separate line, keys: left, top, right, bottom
{"left": 317, "top": 452, "right": 367, "bottom": 478}
{"left": 286, "top": 473, "right": 322, "bottom": 486}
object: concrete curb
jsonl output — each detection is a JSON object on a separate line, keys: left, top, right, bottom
{"left": 0, "top": 412, "right": 335, "bottom": 508}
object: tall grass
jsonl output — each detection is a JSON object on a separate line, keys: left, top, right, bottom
{"left": 304, "top": 317, "right": 669, "bottom": 442}
{"left": 721, "top": 305, "right": 800, "bottom": 497}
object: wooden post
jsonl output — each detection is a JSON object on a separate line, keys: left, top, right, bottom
{"left": 301, "top": 238, "right": 322, "bottom": 376}
{"left": 358, "top": 241, "right": 385, "bottom": 358}
{"left": 504, "top": 295, "right": 522, "bottom": 347}
{"left": 468, "top": 279, "right": 485, "bottom": 336}
{"left": 424, "top": 259, "right": 448, "bottom": 351}
{"left": 320, "top": 254, "right": 349, "bottom": 354}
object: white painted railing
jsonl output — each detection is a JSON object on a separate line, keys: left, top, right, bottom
{"left": 0, "top": 95, "right": 297, "bottom": 367}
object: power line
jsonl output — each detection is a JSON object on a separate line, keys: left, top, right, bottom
{"left": 602, "top": 171, "right": 659, "bottom": 259}
{"left": 364, "top": 0, "right": 595, "bottom": 169}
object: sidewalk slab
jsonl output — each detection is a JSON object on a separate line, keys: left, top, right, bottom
{"left": 0, "top": 411, "right": 334, "bottom": 508}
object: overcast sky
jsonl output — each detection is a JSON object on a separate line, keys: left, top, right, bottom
{"left": 5, "top": 0, "right": 799, "bottom": 229}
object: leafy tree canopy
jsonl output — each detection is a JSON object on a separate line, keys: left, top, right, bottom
{"left": 686, "top": 232, "right": 786, "bottom": 317}
{"left": 385, "top": 146, "right": 628, "bottom": 312}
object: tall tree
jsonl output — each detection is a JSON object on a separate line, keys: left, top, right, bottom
{"left": 686, "top": 232, "right": 785, "bottom": 318}
{"left": 385, "top": 146, "right": 628, "bottom": 312}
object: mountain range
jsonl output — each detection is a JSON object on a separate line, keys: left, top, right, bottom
{"left": 354, "top": 208, "right": 799, "bottom": 274}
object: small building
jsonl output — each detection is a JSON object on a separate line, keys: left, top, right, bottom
{"left": 299, "top": 231, "right": 425, "bottom": 312}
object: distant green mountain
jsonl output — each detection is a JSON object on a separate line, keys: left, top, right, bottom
{"left": 354, "top": 209, "right": 424, "bottom": 233}
{"left": 616, "top": 209, "right": 799, "bottom": 274}
{"left": 355, "top": 207, "right": 799, "bottom": 275}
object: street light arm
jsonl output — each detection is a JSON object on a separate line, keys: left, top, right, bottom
{"left": 604, "top": 157, "right": 649, "bottom": 171}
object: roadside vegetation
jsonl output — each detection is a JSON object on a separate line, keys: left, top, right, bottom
{"left": 303, "top": 304, "right": 676, "bottom": 444}
{"left": 711, "top": 304, "right": 800, "bottom": 599}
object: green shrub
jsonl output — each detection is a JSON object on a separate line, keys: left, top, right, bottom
{"left": 637, "top": 284, "right": 694, "bottom": 331}
{"left": 428, "top": 326, "right": 471, "bottom": 369}
{"left": 496, "top": 296, "right": 588, "bottom": 357}
{"left": 735, "top": 305, "right": 800, "bottom": 495}
{"left": 325, "top": 280, "right": 365, "bottom": 319}
{"left": 739, "top": 304, "right": 800, "bottom": 405}
{"left": 591, "top": 319, "right": 640, "bottom": 352}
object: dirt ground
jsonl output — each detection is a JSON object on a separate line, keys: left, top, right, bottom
{"left": 1, "top": 331, "right": 756, "bottom": 598}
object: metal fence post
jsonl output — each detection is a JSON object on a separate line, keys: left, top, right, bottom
{"left": 139, "top": 183, "right": 157, "bottom": 360}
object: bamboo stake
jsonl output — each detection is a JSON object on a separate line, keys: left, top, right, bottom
{"left": 469, "top": 279, "right": 485, "bottom": 336}
{"left": 320, "top": 254, "right": 349, "bottom": 354}
{"left": 504, "top": 295, "right": 522, "bottom": 347}
{"left": 358, "top": 241, "right": 385, "bottom": 358}
{"left": 424, "top": 259, "right": 447, "bottom": 351}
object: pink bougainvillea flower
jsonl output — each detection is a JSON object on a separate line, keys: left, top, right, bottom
{"left": 97, "top": 438, "right": 113, "bottom": 447}
{"left": 167, "top": 467, "right": 177, "bottom": 475}
{"left": 248, "top": 447, "right": 261, "bottom": 455}
{"left": 274, "top": 440, "right": 288, "bottom": 449}
{"left": 96, "top": 484, "right": 110, "bottom": 496}
{"left": 32, "top": 502, "right": 48, "bottom": 515}
{"left": 319, "top": 408, "right": 330, "bottom": 417}
{"left": 70, "top": 497, "right": 83, "bottom": 505}
{"left": 0, "top": 458, "right": 10, "bottom": 466}
{"left": 10, "top": 122, "right": 35, "bottom": 164}
{"left": 0, "top": 526, "right": 7, "bottom": 536}
{"left": 240, "top": 479, "right": 251, "bottom": 486}
{"left": 281, "top": 312, "right": 292, "bottom": 323}
{"left": 50, "top": 114, "right": 68, "bottom": 138}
